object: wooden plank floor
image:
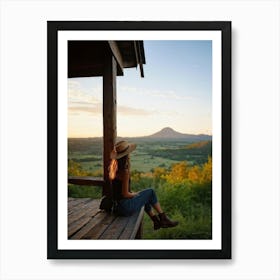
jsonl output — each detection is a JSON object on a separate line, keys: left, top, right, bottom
{"left": 68, "top": 198, "right": 144, "bottom": 240}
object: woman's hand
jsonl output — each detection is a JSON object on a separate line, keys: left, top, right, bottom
{"left": 130, "top": 191, "right": 139, "bottom": 197}
{"left": 124, "top": 192, "right": 139, "bottom": 199}
{"left": 123, "top": 191, "right": 139, "bottom": 199}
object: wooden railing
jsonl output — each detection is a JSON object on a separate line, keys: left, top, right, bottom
{"left": 68, "top": 176, "right": 105, "bottom": 187}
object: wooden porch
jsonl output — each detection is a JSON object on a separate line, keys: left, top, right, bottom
{"left": 68, "top": 198, "right": 144, "bottom": 240}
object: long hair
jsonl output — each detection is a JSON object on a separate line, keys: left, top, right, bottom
{"left": 109, "top": 155, "right": 129, "bottom": 180}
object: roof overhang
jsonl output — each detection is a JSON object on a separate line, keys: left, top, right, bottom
{"left": 68, "top": 40, "right": 145, "bottom": 78}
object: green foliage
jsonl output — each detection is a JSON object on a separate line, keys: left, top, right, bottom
{"left": 143, "top": 181, "right": 212, "bottom": 239}
{"left": 140, "top": 158, "right": 212, "bottom": 239}
{"left": 163, "top": 156, "right": 212, "bottom": 184}
{"left": 130, "top": 171, "right": 154, "bottom": 192}
{"left": 148, "top": 141, "right": 211, "bottom": 165}
{"left": 68, "top": 159, "right": 89, "bottom": 176}
{"left": 68, "top": 138, "right": 212, "bottom": 239}
{"left": 68, "top": 138, "right": 103, "bottom": 154}
{"left": 68, "top": 185, "right": 102, "bottom": 198}
{"left": 68, "top": 159, "right": 103, "bottom": 198}
{"left": 68, "top": 159, "right": 103, "bottom": 177}
{"left": 185, "top": 140, "right": 212, "bottom": 152}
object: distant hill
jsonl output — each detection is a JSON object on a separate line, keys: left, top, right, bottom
{"left": 184, "top": 140, "right": 212, "bottom": 155}
{"left": 144, "top": 127, "right": 211, "bottom": 141}
{"left": 185, "top": 140, "right": 212, "bottom": 150}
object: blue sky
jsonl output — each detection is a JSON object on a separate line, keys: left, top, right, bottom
{"left": 68, "top": 40, "right": 212, "bottom": 137}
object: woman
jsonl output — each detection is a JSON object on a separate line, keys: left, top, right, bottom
{"left": 109, "top": 140, "right": 178, "bottom": 230}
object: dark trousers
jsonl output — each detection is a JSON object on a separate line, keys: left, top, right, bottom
{"left": 116, "top": 188, "right": 158, "bottom": 216}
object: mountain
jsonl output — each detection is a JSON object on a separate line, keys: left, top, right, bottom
{"left": 149, "top": 127, "right": 188, "bottom": 138}
{"left": 145, "top": 127, "right": 211, "bottom": 141}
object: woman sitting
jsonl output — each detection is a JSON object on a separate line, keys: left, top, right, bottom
{"left": 109, "top": 140, "right": 179, "bottom": 230}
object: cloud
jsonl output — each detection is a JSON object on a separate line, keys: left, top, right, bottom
{"left": 68, "top": 103, "right": 102, "bottom": 116}
{"left": 68, "top": 81, "right": 161, "bottom": 117}
{"left": 68, "top": 101, "right": 155, "bottom": 117}
{"left": 119, "top": 86, "right": 193, "bottom": 101}
{"left": 68, "top": 80, "right": 102, "bottom": 105}
{"left": 118, "top": 105, "right": 155, "bottom": 116}
{"left": 68, "top": 80, "right": 103, "bottom": 117}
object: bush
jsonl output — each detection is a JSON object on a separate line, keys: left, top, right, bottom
{"left": 68, "top": 185, "right": 102, "bottom": 198}
{"left": 131, "top": 176, "right": 154, "bottom": 192}
{"left": 142, "top": 179, "right": 212, "bottom": 239}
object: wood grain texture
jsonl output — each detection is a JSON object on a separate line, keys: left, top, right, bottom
{"left": 70, "top": 211, "right": 108, "bottom": 240}
{"left": 68, "top": 198, "right": 144, "bottom": 240}
{"left": 68, "top": 199, "right": 100, "bottom": 225}
{"left": 119, "top": 207, "right": 145, "bottom": 239}
{"left": 68, "top": 197, "right": 92, "bottom": 210}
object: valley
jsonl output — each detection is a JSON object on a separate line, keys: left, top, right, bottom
{"left": 68, "top": 128, "right": 212, "bottom": 174}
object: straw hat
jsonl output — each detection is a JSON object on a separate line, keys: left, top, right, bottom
{"left": 110, "top": 140, "right": 137, "bottom": 159}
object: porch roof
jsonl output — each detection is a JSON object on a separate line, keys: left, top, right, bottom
{"left": 68, "top": 40, "right": 145, "bottom": 78}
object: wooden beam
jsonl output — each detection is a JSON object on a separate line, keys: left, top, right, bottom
{"left": 108, "top": 41, "right": 124, "bottom": 76}
{"left": 133, "top": 41, "right": 140, "bottom": 65}
{"left": 68, "top": 176, "right": 104, "bottom": 186}
{"left": 135, "top": 41, "right": 144, "bottom": 78}
{"left": 103, "top": 55, "right": 117, "bottom": 197}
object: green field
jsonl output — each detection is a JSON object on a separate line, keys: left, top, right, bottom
{"left": 68, "top": 138, "right": 212, "bottom": 174}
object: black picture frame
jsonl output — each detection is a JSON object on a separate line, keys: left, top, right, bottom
{"left": 47, "top": 21, "right": 231, "bottom": 259}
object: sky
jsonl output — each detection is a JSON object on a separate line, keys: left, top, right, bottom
{"left": 68, "top": 40, "right": 212, "bottom": 138}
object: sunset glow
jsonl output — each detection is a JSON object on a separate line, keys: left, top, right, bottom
{"left": 68, "top": 41, "right": 212, "bottom": 138}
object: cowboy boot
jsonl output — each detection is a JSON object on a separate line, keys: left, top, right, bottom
{"left": 151, "top": 215, "right": 161, "bottom": 230}
{"left": 158, "top": 213, "right": 179, "bottom": 228}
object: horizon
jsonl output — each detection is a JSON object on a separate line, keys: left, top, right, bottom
{"left": 68, "top": 40, "right": 212, "bottom": 138}
{"left": 67, "top": 126, "right": 213, "bottom": 139}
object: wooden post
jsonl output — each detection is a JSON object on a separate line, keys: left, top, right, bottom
{"left": 103, "top": 56, "right": 117, "bottom": 197}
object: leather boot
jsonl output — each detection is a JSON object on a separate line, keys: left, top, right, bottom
{"left": 158, "top": 213, "right": 179, "bottom": 228}
{"left": 151, "top": 215, "right": 161, "bottom": 230}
